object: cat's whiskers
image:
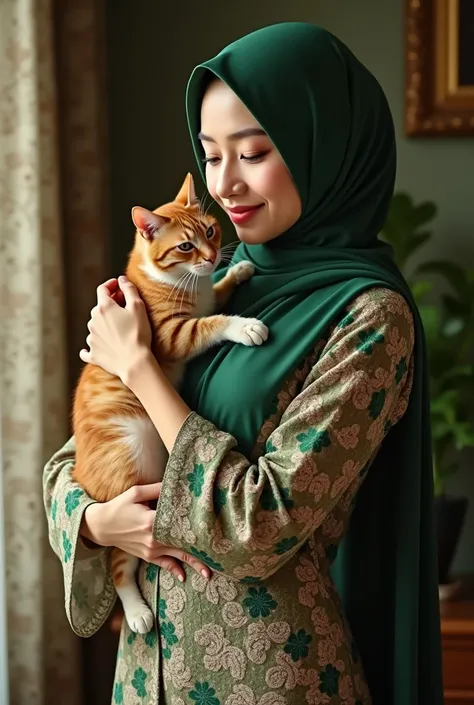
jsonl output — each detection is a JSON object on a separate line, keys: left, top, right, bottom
{"left": 171, "top": 271, "right": 194, "bottom": 318}
{"left": 166, "top": 271, "right": 192, "bottom": 308}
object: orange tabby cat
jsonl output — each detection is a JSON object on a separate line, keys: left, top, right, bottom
{"left": 72, "top": 173, "right": 268, "bottom": 633}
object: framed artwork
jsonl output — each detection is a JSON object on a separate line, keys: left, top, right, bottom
{"left": 405, "top": 0, "right": 474, "bottom": 136}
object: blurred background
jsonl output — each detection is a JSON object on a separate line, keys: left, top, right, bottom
{"left": 1, "top": 0, "right": 473, "bottom": 703}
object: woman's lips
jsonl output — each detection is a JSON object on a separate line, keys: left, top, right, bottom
{"left": 227, "top": 204, "right": 264, "bottom": 225}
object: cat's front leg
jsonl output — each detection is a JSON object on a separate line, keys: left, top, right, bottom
{"left": 213, "top": 260, "right": 255, "bottom": 308}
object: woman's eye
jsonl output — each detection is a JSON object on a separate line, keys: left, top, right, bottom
{"left": 177, "top": 242, "right": 195, "bottom": 252}
{"left": 203, "top": 156, "right": 220, "bottom": 166}
{"left": 241, "top": 152, "right": 267, "bottom": 163}
{"left": 206, "top": 225, "right": 214, "bottom": 239}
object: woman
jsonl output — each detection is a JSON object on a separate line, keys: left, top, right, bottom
{"left": 43, "top": 22, "right": 443, "bottom": 705}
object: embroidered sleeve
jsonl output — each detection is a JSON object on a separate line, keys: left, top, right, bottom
{"left": 153, "top": 289, "right": 415, "bottom": 581}
{"left": 43, "top": 436, "right": 116, "bottom": 636}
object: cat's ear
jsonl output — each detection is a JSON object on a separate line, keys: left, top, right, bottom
{"left": 131, "top": 207, "right": 168, "bottom": 241}
{"left": 175, "top": 172, "right": 199, "bottom": 208}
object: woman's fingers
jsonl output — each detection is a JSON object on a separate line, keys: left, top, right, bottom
{"left": 153, "top": 555, "right": 186, "bottom": 582}
{"left": 152, "top": 546, "right": 211, "bottom": 579}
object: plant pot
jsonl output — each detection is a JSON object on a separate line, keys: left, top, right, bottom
{"left": 434, "top": 494, "right": 469, "bottom": 585}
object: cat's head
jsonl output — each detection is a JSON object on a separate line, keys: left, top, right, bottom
{"left": 131, "top": 173, "right": 222, "bottom": 283}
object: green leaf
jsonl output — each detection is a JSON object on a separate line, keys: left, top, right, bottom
{"left": 417, "top": 261, "right": 470, "bottom": 301}
{"left": 418, "top": 304, "right": 441, "bottom": 345}
{"left": 443, "top": 317, "right": 465, "bottom": 337}
{"left": 411, "top": 280, "right": 433, "bottom": 302}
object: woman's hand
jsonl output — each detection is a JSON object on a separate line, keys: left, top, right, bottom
{"left": 81, "top": 483, "right": 211, "bottom": 582}
{"left": 79, "top": 276, "right": 152, "bottom": 384}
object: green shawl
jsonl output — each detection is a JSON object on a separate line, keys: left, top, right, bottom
{"left": 181, "top": 22, "right": 443, "bottom": 705}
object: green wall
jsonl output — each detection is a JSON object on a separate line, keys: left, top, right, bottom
{"left": 106, "top": 0, "right": 474, "bottom": 573}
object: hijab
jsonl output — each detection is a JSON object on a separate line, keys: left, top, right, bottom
{"left": 180, "top": 23, "right": 443, "bottom": 704}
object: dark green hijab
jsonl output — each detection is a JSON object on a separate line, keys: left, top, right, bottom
{"left": 181, "top": 23, "right": 443, "bottom": 705}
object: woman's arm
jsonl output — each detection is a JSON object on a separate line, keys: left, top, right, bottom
{"left": 150, "top": 289, "right": 415, "bottom": 580}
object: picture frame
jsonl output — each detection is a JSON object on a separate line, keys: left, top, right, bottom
{"left": 405, "top": 0, "right": 474, "bottom": 136}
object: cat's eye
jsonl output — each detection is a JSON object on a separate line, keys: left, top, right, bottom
{"left": 206, "top": 226, "right": 214, "bottom": 239}
{"left": 177, "top": 242, "right": 195, "bottom": 252}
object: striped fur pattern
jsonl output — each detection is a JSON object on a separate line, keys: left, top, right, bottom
{"left": 72, "top": 173, "right": 268, "bottom": 632}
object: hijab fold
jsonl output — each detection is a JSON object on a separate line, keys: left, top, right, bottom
{"left": 181, "top": 23, "right": 443, "bottom": 705}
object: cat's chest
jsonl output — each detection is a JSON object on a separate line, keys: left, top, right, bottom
{"left": 192, "top": 277, "right": 216, "bottom": 318}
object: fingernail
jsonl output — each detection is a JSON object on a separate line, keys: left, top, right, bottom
{"left": 202, "top": 569, "right": 210, "bottom": 579}
{"left": 119, "top": 275, "right": 128, "bottom": 283}
{"left": 178, "top": 574, "right": 184, "bottom": 583}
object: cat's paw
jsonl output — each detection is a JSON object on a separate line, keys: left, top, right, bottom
{"left": 230, "top": 260, "right": 255, "bottom": 285}
{"left": 125, "top": 604, "right": 154, "bottom": 634}
{"left": 225, "top": 317, "right": 269, "bottom": 346}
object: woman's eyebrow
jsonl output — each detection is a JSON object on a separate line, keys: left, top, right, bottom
{"left": 198, "top": 127, "right": 266, "bottom": 142}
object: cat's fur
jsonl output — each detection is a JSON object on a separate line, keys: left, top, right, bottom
{"left": 72, "top": 174, "right": 268, "bottom": 633}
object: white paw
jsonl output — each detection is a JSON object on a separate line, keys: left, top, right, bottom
{"left": 230, "top": 260, "right": 255, "bottom": 285}
{"left": 125, "top": 604, "right": 154, "bottom": 633}
{"left": 225, "top": 317, "right": 269, "bottom": 346}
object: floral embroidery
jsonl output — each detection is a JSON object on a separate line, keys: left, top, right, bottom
{"left": 396, "top": 357, "right": 408, "bottom": 384}
{"left": 260, "top": 485, "right": 294, "bottom": 511}
{"left": 189, "top": 547, "right": 224, "bottom": 572}
{"left": 131, "top": 667, "right": 148, "bottom": 698}
{"left": 62, "top": 531, "right": 72, "bottom": 563}
{"left": 113, "top": 682, "right": 123, "bottom": 704}
{"left": 357, "top": 328, "right": 384, "bottom": 354}
{"left": 146, "top": 563, "right": 158, "bottom": 582}
{"left": 158, "top": 599, "right": 167, "bottom": 620}
{"left": 338, "top": 312, "right": 355, "bottom": 329}
{"left": 369, "top": 389, "right": 386, "bottom": 419}
{"left": 188, "top": 463, "right": 205, "bottom": 497}
{"left": 243, "top": 587, "right": 278, "bottom": 618}
{"left": 189, "top": 682, "right": 220, "bottom": 705}
{"left": 161, "top": 621, "right": 179, "bottom": 646}
{"left": 214, "top": 486, "right": 228, "bottom": 515}
{"left": 51, "top": 499, "right": 57, "bottom": 522}
{"left": 266, "top": 439, "right": 278, "bottom": 453}
{"left": 145, "top": 630, "right": 157, "bottom": 648}
{"left": 275, "top": 536, "right": 298, "bottom": 555}
{"left": 65, "top": 488, "right": 84, "bottom": 516}
{"left": 284, "top": 629, "right": 313, "bottom": 662}
{"left": 296, "top": 428, "right": 330, "bottom": 453}
{"left": 318, "top": 664, "right": 340, "bottom": 696}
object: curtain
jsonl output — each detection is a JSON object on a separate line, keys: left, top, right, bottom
{"left": 0, "top": 1, "right": 109, "bottom": 702}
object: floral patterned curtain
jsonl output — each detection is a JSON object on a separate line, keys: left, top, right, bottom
{"left": 0, "top": 1, "right": 109, "bottom": 702}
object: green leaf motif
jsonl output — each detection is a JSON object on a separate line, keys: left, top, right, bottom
{"left": 260, "top": 485, "right": 294, "bottom": 512}
{"left": 162, "top": 646, "right": 171, "bottom": 660}
{"left": 131, "top": 667, "right": 147, "bottom": 698}
{"left": 145, "top": 563, "right": 158, "bottom": 583}
{"left": 189, "top": 547, "right": 223, "bottom": 572}
{"left": 51, "top": 499, "right": 57, "bottom": 523}
{"left": 65, "top": 488, "right": 84, "bottom": 517}
{"left": 284, "top": 629, "right": 313, "bottom": 662}
{"left": 357, "top": 328, "right": 385, "bottom": 355}
{"left": 243, "top": 586, "right": 278, "bottom": 618}
{"left": 239, "top": 576, "right": 263, "bottom": 585}
{"left": 265, "top": 439, "right": 278, "bottom": 453}
{"left": 158, "top": 598, "right": 167, "bottom": 620}
{"left": 145, "top": 630, "right": 157, "bottom": 648}
{"left": 319, "top": 664, "right": 341, "bottom": 696}
{"left": 338, "top": 312, "right": 355, "bottom": 329}
{"left": 161, "top": 621, "right": 179, "bottom": 646}
{"left": 62, "top": 531, "right": 72, "bottom": 563}
{"left": 369, "top": 389, "right": 386, "bottom": 419}
{"left": 189, "top": 681, "right": 220, "bottom": 705}
{"left": 213, "top": 486, "right": 227, "bottom": 516}
{"left": 113, "top": 682, "right": 124, "bottom": 704}
{"left": 187, "top": 464, "right": 205, "bottom": 497}
{"left": 297, "top": 428, "right": 331, "bottom": 454}
{"left": 395, "top": 357, "right": 408, "bottom": 385}
{"left": 275, "top": 536, "right": 298, "bottom": 556}
{"left": 127, "top": 631, "right": 137, "bottom": 646}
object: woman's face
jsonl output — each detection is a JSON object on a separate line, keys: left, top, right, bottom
{"left": 199, "top": 80, "right": 302, "bottom": 245}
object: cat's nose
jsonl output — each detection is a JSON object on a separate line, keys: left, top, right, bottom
{"left": 203, "top": 254, "right": 216, "bottom": 264}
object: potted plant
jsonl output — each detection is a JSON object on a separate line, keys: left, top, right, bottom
{"left": 382, "top": 193, "right": 474, "bottom": 585}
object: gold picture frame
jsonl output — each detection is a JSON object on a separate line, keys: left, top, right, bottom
{"left": 405, "top": 0, "right": 474, "bottom": 136}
